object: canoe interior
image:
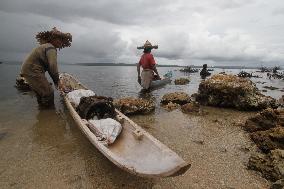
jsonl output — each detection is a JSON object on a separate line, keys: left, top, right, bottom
{"left": 59, "top": 73, "right": 190, "bottom": 178}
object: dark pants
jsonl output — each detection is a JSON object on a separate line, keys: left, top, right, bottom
{"left": 23, "top": 73, "right": 54, "bottom": 107}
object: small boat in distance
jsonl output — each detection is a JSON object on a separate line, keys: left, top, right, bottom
{"left": 59, "top": 73, "right": 190, "bottom": 178}
{"left": 149, "top": 71, "right": 173, "bottom": 90}
{"left": 150, "top": 77, "right": 171, "bottom": 89}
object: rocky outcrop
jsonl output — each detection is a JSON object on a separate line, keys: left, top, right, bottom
{"left": 174, "top": 78, "right": 190, "bottom": 85}
{"left": 162, "top": 102, "right": 180, "bottom": 111}
{"left": 267, "top": 72, "right": 284, "bottom": 80}
{"left": 271, "top": 179, "right": 284, "bottom": 189}
{"left": 180, "top": 67, "right": 198, "bottom": 73}
{"left": 243, "top": 108, "right": 284, "bottom": 186}
{"left": 114, "top": 97, "right": 155, "bottom": 115}
{"left": 161, "top": 92, "right": 191, "bottom": 105}
{"left": 237, "top": 71, "right": 253, "bottom": 78}
{"left": 248, "top": 149, "right": 284, "bottom": 182}
{"left": 181, "top": 102, "right": 200, "bottom": 114}
{"left": 195, "top": 74, "right": 278, "bottom": 110}
{"left": 250, "top": 127, "right": 284, "bottom": 153}
{"left": 279, "top": 95, "right": 284, "bottom": 107}
{"left": 243, "top": 108, "right": 280, "bottom": 132}
{"left": 243, "top": 108, "right": 284, "bottom": 153}
{"left": 237, "top": 71, "right": 261, "bottom": 78}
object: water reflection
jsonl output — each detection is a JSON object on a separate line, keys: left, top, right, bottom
{"left": 138, "top": 89, "right": 155, "bottom": 100}
{"left": 0, "top": 132, "right": 7, "bottom": 141}
{"left": 32, "top": 109, "right": 67, "bottom": 148}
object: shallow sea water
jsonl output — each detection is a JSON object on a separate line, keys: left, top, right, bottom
{"left": 0, "top": 63, "right": 283, "bottom": 188}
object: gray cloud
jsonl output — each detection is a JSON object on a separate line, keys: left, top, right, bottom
{"left": 0, "top": 0, "right": 174, "bottom": 25}
{"left": 0, "top": 0, "right": 284, "bottom": 66}
{"left": 72, "top": 29, "right": 127, "bottom": 62}
{"left": 272, "top": 8, "right": 284, "bottom": 16}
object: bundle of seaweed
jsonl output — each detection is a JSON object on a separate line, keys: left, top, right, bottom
{"left": 113, "top": 97, "right": 155, "bottom": 115}
{"left": 35, "top": 27, "right": 72, "bottom": 49}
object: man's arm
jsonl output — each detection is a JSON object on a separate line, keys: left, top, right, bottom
{"left": 149, "top": 54, "right": 161, "bottom": 79}
{"left": 46, "top": 48, "right": 59, "bottom": 87}
{"left": 152, "top": 65, "right": 161, "bottom": 79}
{"left": 137, "top": 63, "right": 141, "bottom": 84}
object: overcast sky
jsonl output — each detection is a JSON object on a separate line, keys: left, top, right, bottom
{"left": 1, "top": 0, "right": 284, "bottom": 66}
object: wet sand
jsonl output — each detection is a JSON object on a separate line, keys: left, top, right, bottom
{"left": 132, "top": 106, "right": 269, "bottom": 189}
{"left": 0, "top": 102, "right": 269, "bottom": 189}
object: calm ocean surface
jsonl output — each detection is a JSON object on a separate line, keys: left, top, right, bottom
{"left": 0, "top": 63, "right": 283, "bottom": 188}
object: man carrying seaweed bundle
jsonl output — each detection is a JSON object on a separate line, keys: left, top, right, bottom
{"left": 19, "top": 27, "right": 72, "bottom": 107}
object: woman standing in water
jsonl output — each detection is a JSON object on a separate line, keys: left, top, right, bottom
{"left": 20, "top": 27, "right": 72, "bottom": 107}
{"left": 137, "top": 40, "right": 161, "bottom": 91}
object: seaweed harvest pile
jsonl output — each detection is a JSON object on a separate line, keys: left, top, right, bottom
{"left": 174, "top": 78, "right": 190, "bottom": 85}
{"left": 114, "top": 97, "right": 155, "bottom": 115}
{"left": 161, "top": 92, "right": 191, "bottom": 105}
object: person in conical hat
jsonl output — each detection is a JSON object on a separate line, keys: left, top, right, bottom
{"left": 19, "top": 27, "right": 72, "bottom": 107}
{"left": 137, "top": 40, "right": 161, "bottom": 91}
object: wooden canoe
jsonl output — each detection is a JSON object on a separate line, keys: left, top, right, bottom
{"left": 59, "top": 73, "right": 190, "bottom": 178}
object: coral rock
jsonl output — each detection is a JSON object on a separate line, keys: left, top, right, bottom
{"left": 114, "top": 97, "right": 155, "bottom": 115}
{"left": 195, "top": 74, "right": 278, "bottom": 110}
{"left": 271, "top": 179, "right": 284, "bottom": 189}
{"left": 174, "top": 78, "right": 190, "bottom": 85}
{"left": 163, "top": 102, "right": 180, "bottom": 111}
{"left": 161, "top": 92, "right": 191, "bottom": 105}
{"left": 279, "top": 95, "right": 284, "bottom": 107}
{"left": 181, "top": 102, "right": 200, "bottom": 114}
{"left": 248, "top": 149, "right": 284, "bottom": 182}
{"left": 250, "top": 127, "right": 284, "bottom": 153}
{"left": 244, "top": 108, "right": 279, "bottom": 132}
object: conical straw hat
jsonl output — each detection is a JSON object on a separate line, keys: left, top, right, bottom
{"left": 137, "top": 40, "right": 158, "bottom": 50}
